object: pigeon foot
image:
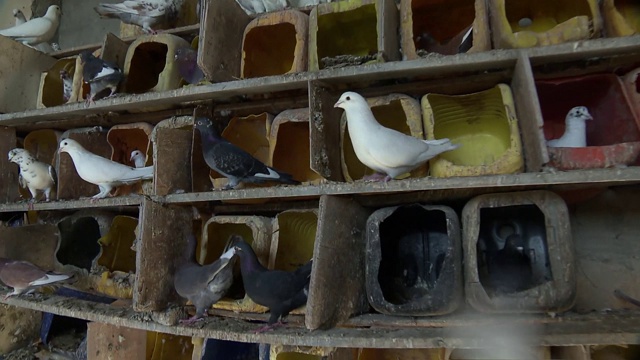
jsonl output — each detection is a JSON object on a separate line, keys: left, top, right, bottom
{"left": 254, "top": 321, "right": 284, "bottom": 334}
{"left": 179, "top": 315, "right": 205, "bottom": 325}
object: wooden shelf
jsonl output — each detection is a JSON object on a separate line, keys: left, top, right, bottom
{"left": 2, "top": 292, "right": 639, "bottom": 349}
{"left": 0, "top": 195, "right": 142, "bottom": 213}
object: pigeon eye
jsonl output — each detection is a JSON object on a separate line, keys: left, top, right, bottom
{"left": 346, "top": 96, "right": 351, "bottom": 101}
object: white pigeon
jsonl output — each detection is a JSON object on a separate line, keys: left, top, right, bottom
{"left": 13, "top": 9, "right": 27, "bottom": 26}
{"left": 8, "top": 148, "right": 56, "bottom": 203}
{"left": 262, "top": 0, "right": 288, "bottom": 12}
{"left": 130, "top": 150, "right": 146, "bottom": 168}
{"left": 58, "top": 139, "right": 154, "bottom": 199}
{"left": 0, "top": 5, "right": 61, "bottom": 46}
{"left": 334, "top": 91, "right": 460, "bottom": 182}
{"left": 546, "top": 106, "right": 593, "bottom": 148}
{"left": 94, "top": 0, "right": 185, "bottom": 34}
{"left": 60, "top": 69, "right": 73, "bottom": 102}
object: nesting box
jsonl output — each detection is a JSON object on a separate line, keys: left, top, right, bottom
{"left": 341, "top": 93, "right": 426, "bottom": 182}
{"left": 270, "top": 209, "right": 318, "bottom": 316}
{"left": 357, "top": 348, "right": 448, "bottom": 360}
{"left": 124, "top": 34, "right": 190, "bottom": 94}
{"left": 200, "top": 215, "right": 273, "bottom": 313}
{"left": 93, "top": 215, "right": 138, "bottom": 299}
{"left": 602, "top": 0, "right": 640, "bottom": 37}
{"left": 199, "top": 339, "right": 260, "bottom": 360}
{"left": 0, "top": 223, "right": 60, "bottom": 271}
{"left": 489, "top": 0, "right": 603, "bottom": 49}
{"left": 269, "top": 345, "right": 334, "bottom": 360}
{"left": 55, "top": 210, "right": 112, "bottom": 270}
{"left": 107, "top": 122, "right": 155, "bottom": 196}
{"left": 242, "top": 10, "right": 309, "bottom": 79}
{"left": 270, "top": 108, "right": 324, "bottom": 185}
{"left": 57, "top": 127, "right": 113, "bottom": 200}
{"left": 422, "top": 84, "right": 524, "bottom": 177}
{"left": 152, "top": 116, "right": 194, "bottom": 196}
{"left": 400, "top": 0, "right": 491, "bottom": 59}
{"left": 146, "top": 332, "right": 194, "bottom": 360}
{"left": 37, "top": 56, "right": 83, "bottom": 108}
{"left": 0, "top": 36, "right": 56, "bottom": 113}
{"left": 308, "top": 0, "right": 400, "bottom": 71}
{"left": 462, "top": 190, "right": 576, "bottom": 313}
{"left": 365, "top": 204, "right": 462, "bottom": 316}
{"left": 537, "top": 74, "right": 640, "bottom": 170}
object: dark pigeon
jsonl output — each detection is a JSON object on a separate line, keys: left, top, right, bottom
{"left": 79, "top": 51, "right": 124, "bottom": 105}
{"left": 488, "top": 234, "right": 533, "bottom": 295}
{"left": 233, "top": 236, "right": 312, "bottom": 333}
{"left": 174, "top": 234, "right": 236, "bottom": 325}
{"left": 175, "top": 47, "right": 204, "bottom": 85}
{"left": 415, "top": 24, "right": 473, "bottom": 55}
{"left": 194, "top": 117, "right": 300, "bottom": 190}
{"left": 0, "top": 258, "right": 70, "bottom": 299}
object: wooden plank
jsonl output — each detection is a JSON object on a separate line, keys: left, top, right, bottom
{"left": 306, "top": 195, "right": 371, "bottom": 330}
{"left": 152, "top": 116, "right": 194, "bottom": 196}
{"left": 511, "top": 52, "right": 548, "bottom": 172}
{"left": 309, "top": 81, "right": 344, "bottom": 181}
{"left": 198, "top": 0, "right": 252, "bottom": 82}
{"left": 134, "top": 198, "right": 193, "bottom": 311}
{"left": 87, "top": 322, "right": 148, "bottom": 360}
{"left": 0, "top": 195, "right": 142, "bottom": 212}
{"left": 101, "top": 33, "right": 129, "bottom": 71}
{"left": 0, "top": 126, "right": 20, "bottom": 204}
{"left": 3, "top": 293, "right": 640, "bottom": 348}
{"left": 0, "top": 224, "right": 59, "bottom": 270}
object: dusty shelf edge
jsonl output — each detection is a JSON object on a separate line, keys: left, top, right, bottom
{"left": 0, "top": 195, "right": 143, "bottom": 212}
{"left": 1, "top": 293, "right": 639, "bottom": 348}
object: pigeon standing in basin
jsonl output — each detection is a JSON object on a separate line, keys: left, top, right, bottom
{"left": 8, "top": 148, "right": 57, "bottom": 206}
{"left": 0, "top": 5, "right": 61, "bottom": 47}
{"left": 234, "top": 236, "right": 312, "bottom": 333}
{"left": 174, "top": 234, "right": 237, "bottom": 325}
{"left": 194, "top": 117, "right": 299, "bottom": 189}
{"left": 58, "top": 138, "right": 154, "bottom": 199}
{"left": 80, "top": 51, "right": 124, "bottom": 105}
{"left": 13, "top": 9, "right": 27, "bottom": 26}
{"left": 334, "top": 91, "right": 460, "bottom": 182}
{"left": 175, "top": 47, "right": 204, "bottom": 85}
{"left": 130, "top": 150, "right": 146, "bottom": 168}
{"left": 0, "top": 258, "right": 70, "bottom": 299}
{"left": 487, "top": 234, "right": 533, "bottom": 295}
{"left": 546, "top": 106, "right": 593, "bottom": 148}
{"left": 94, "top": 0, "right": 184, "bottom": 34}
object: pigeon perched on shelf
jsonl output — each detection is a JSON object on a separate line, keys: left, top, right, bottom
{"left": 8, "top": 148, "right": 57, "bottom": 206}
{"left": 130, "top": 150, "right": 146, "bottom": 168}
{"left": 415, "top": 24, "right": 473, "bottom": 55}
{"left": 194, "top": 117, "right": 299, "bottom": 190}
{"left": 261, "top": 0, "right": 288, "bottom": 12}
{"left": 60, "top": 69, "right": 74, "bottom": 103}
{"left": 13, "top": 9, "right": 27, "bottom": 26}
{"left": 174, "top": 47, "right": 204, "bottom": 85}
{"left": 546, "top": 106, "right": 593, "bottom": 148}
{"left": 487, "top": 234, "right": 533, "bottom": 295}
{"left": 233, "top": 236, "right": 312, "bottom": 333}
{"left": 58, "top": 138, "right": 154, "bottom": 200}
{"left": 174, "top": 234, "right": 237, "bottom": 325}
{"left": 334, "top": 91, "right": 460, "bottom": 182}
{"left": 0, "top": 258, "right": 70, "bottom": 299}
{"left": 0, "top": 5, "right": 61, "bottom": 47}
{"left": 94, "top": 0, "right": 185, "bottom": 34}
{"left": 79, "top": 51, "right": 124, "bottom": 106}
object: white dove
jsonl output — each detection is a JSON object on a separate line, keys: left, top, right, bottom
{"left": 262, "top": 0, "right": 288, "bottom": 12}
{"left": 13, "top": 9, "right": 27, "bottom": 26}
{"left": 8, "top": 148, "right": 56, "bottom": 205}
{"left": 94, "top": 0, "right": 185, "bottom": 34}
{"left": 130, "top": 150, "right": 146, "bottom": 168}
{"left": 0, "top": 5, "right": 61, "bottom": 46}
{"left": 58, "top": 139, "right": 154, "bottom": 199}
{"left": 546, "top": 106, "right": 593, "bottom": 148}
{"left": 334, "top": 91, "right": 460, "bottom": 182}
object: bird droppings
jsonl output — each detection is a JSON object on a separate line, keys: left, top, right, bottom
{"left": 320, "top": 54, "right": 378, "bottom": 69}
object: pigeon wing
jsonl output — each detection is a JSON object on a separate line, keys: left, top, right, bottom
{"left": 206, "top": 141, "right": 271, "bottom": 179}
{"left": 0, "top": 18, "right": 52, "bottom": 38}
{"left": 0, "top": 261, "right": 47, "bottom": 288}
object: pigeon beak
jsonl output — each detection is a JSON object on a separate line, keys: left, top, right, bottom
{"left": 586, "top": 113, "right": 594, "bottom": 121}
{"left": 333, "top": 100, "right": 343, "bottom": 108}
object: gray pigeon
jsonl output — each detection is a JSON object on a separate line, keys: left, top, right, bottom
{"left": 58, "top": 138, "right": 154, "bottom": 199}
{"left": 80, "top": 51, "right": 124, "bottom": 105}
{"left": 546, "top": 106, "right": 593, "bottom": 148}
{"left": 13, "top": 9, "right": 27, "bottom": 26}
{"left": 60, "top": 69, "right": 73, "bottom": 103}
{"left": 0, "top": 5, "right": 61, "bottom": 47}
{"left": 334, "top": 91, "right": 460, "bottom": 182}
{"left": 94, "top": 0, "right": 184, "bottom": 34}
{"left": 174, "top": 234, "right": 236, "bottom": 325}
{"left": 175, "top": 47, "right": 204, "bottom": 85}
{"left": 0, "top": 258, "right": 70, "bottom": 299}
{"left": 8, "top": 148, "right": 56, "bottom": 206}
{"left": 194, "top": 117, "right": 299, "bottom": 189}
